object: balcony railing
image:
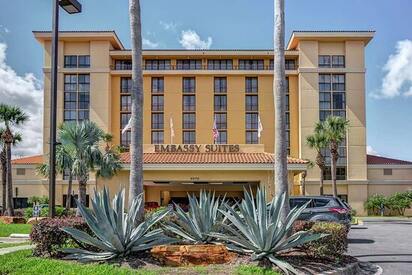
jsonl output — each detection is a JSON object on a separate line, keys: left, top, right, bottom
{"left": 111, "top": 64, "right": 298, "bottom": 71}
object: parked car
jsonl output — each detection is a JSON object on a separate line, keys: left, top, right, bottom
{"left": 289, "top": 196, "right": 352, "bottom": 228}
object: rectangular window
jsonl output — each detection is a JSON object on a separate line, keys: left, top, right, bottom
{"left": 245, "top": 95, "right": 258, "bottom": 111}
{"left": 216, "top": 131, "right": 227, "bottom": 144}
{"left": 78, "top": 55, "right": 90, "bottom": 68}
{"left": 214, "top": 95, "right": 227, "bottom": 111}
{"left": 319, "top": 74, "right": 331, "bottom": 91}
{"left": 64, "top": 55, "right": 77, "bottom": 68}
{"left": 121, "top": 95, "right": 132, "bottom": 112}
{"left": 323, "top": 167, "right": 346, "bottom": 180}
{"left": 183, "top": 77, "right": 196, "bottom": 93}
{"left": 121, "top": 113, "right": 131, "bottom": 129}
{"left": 246, "top": 131, "right": 258, "bottom": 144}
{"left": 383, "top": 169, "right": 393, "bottom": 176}
{"left": 151, "top": 131, "right": 164, "bottom": 144}
{"left": 183, "top": 113, "right": 196, "bottom": 129}
{"left": 64, "top": 74, "right": 89, "bottom": 122}
{"left": 332, "top": 74, "right": 345, "bottom": 91}
{"left": 215, "top": 113, "right": 227, "bottom": 129}
{"left": 121, "top": 131, "right": 131, "bottom": 147}
{"left": 214, "top": 77, "right": 227, "bottom": 93}
{"left": 176, "top": 59, "right": 202, "bottom": 70}
{"left": 245, "top": 77, "right": 258, "bottom": 93}
{"left": 332, "top": 55, "right": 345, "bottom": 68}
{"left": 151, "top": 113, "right": 164, "bottom": 129}
{"left": 285, "top": 59, "right": 296, "bottom": 70}
{"left": 152, "top": 77, "right": 164, "bottom": 93}
{"left": 183, "top": 131, "right": 196, "bottom": 144}
{"left": 183, "top": 95, "right": 196, "bottom": 111}
{"left": 208, "top": 60, "right": 233, "bottom": 70}
{"left": 114, "top": 60, "right": 132, "bottom": 70}
{"left": 319, "top": 55, "right": 331, "bottom": 68}
{"left": 145, "top": 59, "right": 171, "bottom": 70}
{"left": 239, "top": 59, "right": 264, "bottom": 70}
{"left": 121, "top": 78, "right": 132, "bottom": 93}
{"left": 246, "top": 113, "right": 258, "bottom": 130}
{"left": 16, "top": 168, "right": 25, "bottom": 176}
{"left": 151, "top": 95, "right": 164, "bottom": 111}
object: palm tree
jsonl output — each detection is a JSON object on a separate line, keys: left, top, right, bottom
{"left": 0, "top": 105, "right": 28, "bottom": 216}
{"left": 36, "top": 145, "right": 74, "bottom": 211}
{"left": 306, "top": 131, "right": 328, "bottom": 195}
{"left": 317, "top": 116, "right": 349, "bottom": 197}
{"left": 58, "top": 121, "right": 120, "bottom": 215}
{"left": 273, "top": 0, "right": 289, "bottom": 222}
{"left": 128, "top": 0, "right": 145, "bottom": 222}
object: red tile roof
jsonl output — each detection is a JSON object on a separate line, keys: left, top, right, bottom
{"left": 367, "top": 154, "right": 412, "bottom": 165}
{"left": 12, "top": 153, "right": 308, "bottom": 166}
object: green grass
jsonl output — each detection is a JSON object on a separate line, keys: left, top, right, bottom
{"left": 0, "top": 222, "right": 32, "bottom": 237}
{"left": 0, "top": 250, "right": 282, "bottom": 275}
{"left": 0, "top": 242, "right": 29, "bottom": 249}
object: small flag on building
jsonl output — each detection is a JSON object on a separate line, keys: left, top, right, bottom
{"left": 121, "top": 117, "right": 132, "bottom": 135}
{"left": 258, "top": 115, "right": 263, "bottom": 138}
{"left": 170, "top": 117, "right": 175, "bottom": 143}
{"left": 212, "top": 116, "right": 219, "bottom": 142}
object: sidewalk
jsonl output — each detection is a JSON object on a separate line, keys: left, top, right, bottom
{"left": 0, "top": 244, "right": 33, "bottom": 255}
{"left": 358, "top": 216, "right": 412, "bottom": 223}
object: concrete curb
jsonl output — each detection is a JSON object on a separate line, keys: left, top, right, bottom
{"left": 0, "top": 245, "right": 34, "bottom": 256}
{"left": 315, "top": 261, "right": 382, "bottom": 275}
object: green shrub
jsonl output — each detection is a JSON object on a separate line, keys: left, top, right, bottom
{"left": 27, "top": 196, "right": 49, "bottom": 207}
{"left": 24, "top": 207, "right": 73, "bottom": 220}
{"left": 306, "top": 222, "right": 348, "bottom": 259}
{"left": 386, "top": 192, "right": 412, "bottom": 216}
{"left": 364, "top": 194, "right": 386, "bottom": 215}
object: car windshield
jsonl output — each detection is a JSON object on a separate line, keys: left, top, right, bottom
{"left": 289, "top": 198, "right": 311, "bottom": 208}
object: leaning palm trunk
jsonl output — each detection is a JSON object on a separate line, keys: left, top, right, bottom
{"left": 315, "top": 151, "right": 325, "bottom": 195}
{"left": 65, "top": 173, "right": 73, "bottom": 211}
{"left": 5, "top": 142, "right": 13, "bottom": 216}
{"left": 128, "top": 0, "right": 144, "bottom": 222}
{"left": 273, "top": 0, "right": 289, "bottom": 222}
{"left": 330, "top": 141, "right": 339, "bottom": 197}
{"left": 1, "top": 149, "right": 6, "bottom": 215}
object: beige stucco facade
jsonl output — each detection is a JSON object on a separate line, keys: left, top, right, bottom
{"left": 3, "top": 30, "right": 411, "bottom": 216}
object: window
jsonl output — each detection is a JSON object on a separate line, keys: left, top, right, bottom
{"left": 151, "top": 95, "right": 164, "bottom": 111}
{"left": 114, "top": 60, "right": 132, "bottom": 70}
{"left": 319, "top": 74, "right": 331, "bottom": 91}
{"left": 246, "top": 131, "right": 258, "bottom": 144}
{"left": 285, "top": 77, "right": 290, "bottom": 153}
{"left": 289, "top": 198, "right": 311, "bottom": 208}
{"left": 216, "top": 131, "right": 227, "bottom": 144}
{"left": 239, "top": 59, "right": 264, "bottom": 70}
{"left": 332, "top": 74, "right": 345, "bottom": 91}
{"left": 245, "top": 77, "right": 258, "bottom": 93}
{"left": 319, "top": 74, "right": 346, "bottom": 121}
{"left": 214, "top": 77, "right": 227, "bottom": 93}
{"left": 63, "top": 194, "right": 90, "bottom": 208}
{"left": 183, "top": 95, "right": 196, "bottom": 111}
{"left": 151, "top": 77, "right": 164, "bottom": 93}
{"left": 78, "top": 55, "right": 90, "bottom": 68}
{"left": 151, "top": 113, "right": 164, "bottom": 129}
{"left": 313, "top": 198, "right": 331, "bottom": 207}
{"left": 319, "top": 55, "right": 331, "bottom": 68}
{"left": 323, "top": 166, "right": 346, "bottom": 180}
{"left": 151, "top": 131, "right": 164, "bottom": 144}
{"left": 246, "top": 113, "right": 258, "bottom": 130}
{"left": 215, "top": 113, "right": 227, "bottom": 129}
{"left": 383, "top": 169, "right": 393, "bottom": 176}
{"left": 245, "top": 95, "right": 258, "bottom": 111}
{"left": 214, "top": 95, "right": 227, "bottom": 111}
{"left": 176, "top": 59, "right": 202, "bottom": 70}
{"left": 121, "top": 77, "right": 132, "bottom": 93}
{"left": 145, "top": 59, "right": 171, "bottom": 70}
{"left": 121, "top": 131, "right": 131, "bottom": 147}
{"left": 64, "top": 74, "right": 89, "bottom": 122}
{"left": 64, "top": 55, "right": 77, "bottom": 68}
{"left": 285, "top": 59, "right": 296, "bottom": 70}
{"left": 16, "top": 168, "right": 25, "bottom": 176}
{"left": 121, "top": 95, "right": 131, "bottom": 111}
{"left": 183, "top": 77, "right": 195, "bottom": 93}
{"left": 183, "top": 131, "right": 196, "bottom": 144}
{"left": 121, "top": 113, "right": 131, "bottom": 129}
{"left": 332, "top": 55, "right": 345, "bottom": 68}
{"left": 208, "top": 60, "right": 233, "bottom": 70}
{"left": 183, "top": 113, "right": 196, "bottom": 129}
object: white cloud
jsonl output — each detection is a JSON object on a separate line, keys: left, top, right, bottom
{"left": 374, "top": 40, "right": 412, "bottom": 98}
{"left": 160, "top": 21, "right": 177, "bottom": 32}
{"left": 142, "top": 38, "right": 159, "bottom": 49}
{"left": 179, "top": 30, "right": 212, "bottom": 50}
{"left": 0, "top": 43, "right": 43, "bottom": 158}
{"left": 0, "top": 25, "right": 10, "bottom": 34}
{"left": 367, "top": 145, "right": 380, "bottom": 156}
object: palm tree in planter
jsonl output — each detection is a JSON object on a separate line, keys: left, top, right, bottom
{"left": 306, "top": 129, "right": 328, "bottom": 195}
{"left": 317, "top": 116, "right": 349, "bottom": 197}
{"left": 128, "top": 0, "right": 145, "bottom": 222}
{"left": 0, "top": 104, "right": 28, "bottom": 216}
{"left": 0, "top": 128, "right": 22, "bottom": 215}
{"left": 58, "top": 121, "right": 121, "bottom": 215}
{"left": 36, "top": 145, "right": 74, "bottom": 211}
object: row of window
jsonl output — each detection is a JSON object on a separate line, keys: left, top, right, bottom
{"left": 63, "top": 74, "right": 90, "bottom": 122}
{"left": 64, "top": 55, "right": 90, "bottom": 68}
{"left": 319, "top": 55, "right": 345, "bottom": 68}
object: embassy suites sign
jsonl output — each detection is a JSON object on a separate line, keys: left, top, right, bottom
{"left": 154, "top": 144, "right": 240, "bottom": 153}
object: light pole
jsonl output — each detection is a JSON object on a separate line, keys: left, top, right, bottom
{"left": 49, "top": 0, "right": 82, "bottom": 218}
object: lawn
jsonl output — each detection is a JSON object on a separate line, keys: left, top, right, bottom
{"left": 0, "top": 222, "right": 32, "bottom": 237}
{"left": 0, "top": 242, "right": 29, "bottom": 249}
{"left": 0, "top": 250, "right": 280, "bottom": 275}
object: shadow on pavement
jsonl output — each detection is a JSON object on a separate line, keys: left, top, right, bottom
{"left": 348, "top": 238, "right": 374, "bottom": 244}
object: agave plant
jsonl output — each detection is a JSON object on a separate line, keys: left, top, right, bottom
{"left": 62, "top": 187, "right": 175, "bottom": 262}
{"left": 211, "top": 188, "right": 327, "bottom": 274}
{"left": 163, "top": 190, "right": 226, "bottom": 244}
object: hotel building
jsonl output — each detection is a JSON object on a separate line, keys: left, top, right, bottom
{"left": 5, "top": 30, "right": 412, "bottom": 215}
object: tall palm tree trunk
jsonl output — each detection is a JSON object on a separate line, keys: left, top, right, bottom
{"left": 5, "top": 143, "right": 13, "bottom": 216}
{"left": 273, "top": 0, "right": 289, "bottom": 222}
{"left": 76, "top": 176, "right": 87, "bottom": 216}
{"left": 128, "top": 0, "right": 144, "bottom": 221}
{"left": 1, "top": 149, "right": 6, "bottom": 215}
{"left": 330, "top": 141, "right": 338, "bottom": 197}
{"left": 316, "top": 152, "right": 325, "bottom": 195}
{"left": 65, "top": 173, "right": 73, "bottom": 211}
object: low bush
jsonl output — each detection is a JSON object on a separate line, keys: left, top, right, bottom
{"left": 364, "top": 194, "right": 386, "bottom": 215}
{"left": 27, "top": 196, "right": 49, "bottom": 207}
{"left": 386, "top": 192, "right": 411, "bottom": 216}
{"left": 365, "top": 192, "right": 412, "bottom": 216}
{"left": 24, "top": 206, "right": 73, "bottom": 220}
{"left": 30, "top": 217, "right": 92, "bottom": 257}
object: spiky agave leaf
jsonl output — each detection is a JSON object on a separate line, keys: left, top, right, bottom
{"left": 163, "top": 190, "right": 226, "bottom": 244}
{"left": 62, "top": 187, "right": 176, "bottom": 262}
{"left": 211, "top": 188, "right": 327, "bottom": 275}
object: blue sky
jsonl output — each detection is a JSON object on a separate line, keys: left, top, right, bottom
{"left": 0, "top": 0, "right": 411, "bottom": 160}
